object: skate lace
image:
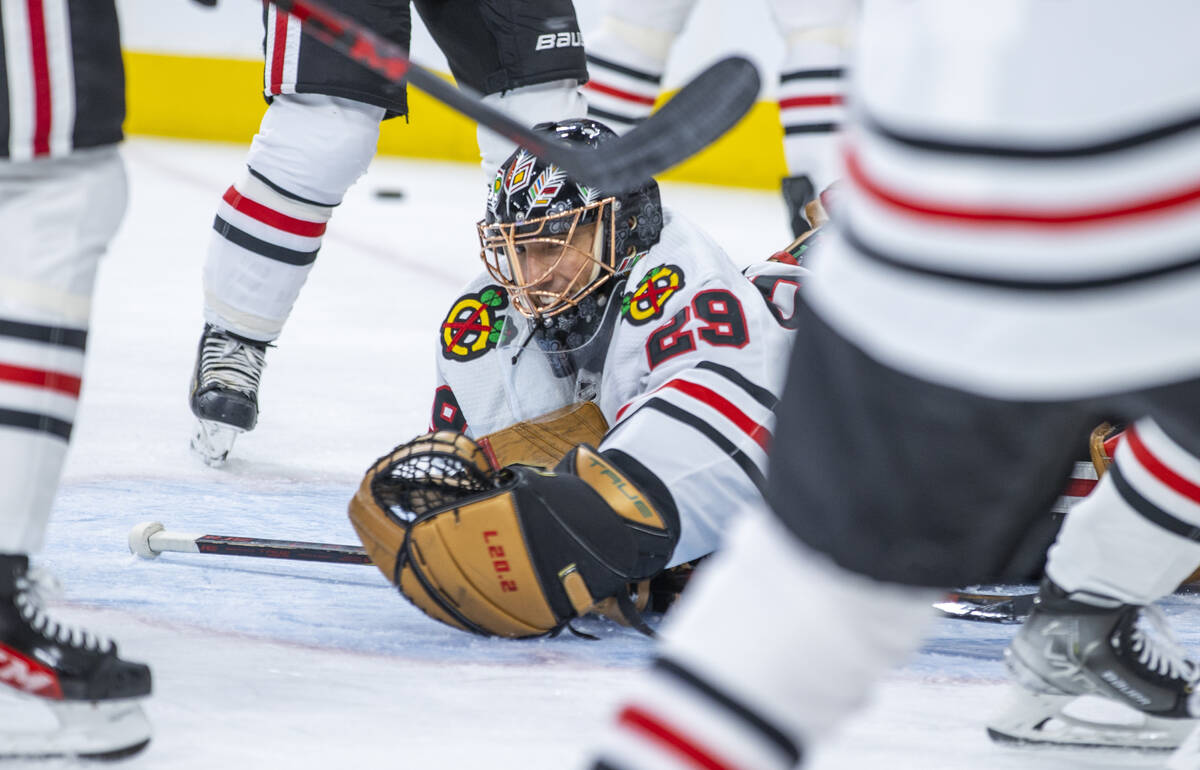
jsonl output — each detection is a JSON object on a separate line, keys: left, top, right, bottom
{"left": 199, "top": 330, "right": 266, "bottom": 396}
{"left": 1125, "top": 605, "right": 1199, "bottom": 684}
{"left": 14, "top": 570, "right": 114, "bottom": 654}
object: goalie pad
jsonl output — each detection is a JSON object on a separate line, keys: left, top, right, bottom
{"left": 475, "top": 401, "right": 608, "bottom": 469}
{"left": 347, "top": 431, "right": 678, "bottom": 637}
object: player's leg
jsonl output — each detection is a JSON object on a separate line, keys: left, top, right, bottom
{"left": 768, "top": 0, "right": 853, "bottom": 237}
{"left": 0, "top": 150, "right": 128, "bottom": 567}
{"left": 190, "top": 0, "right": 405, "bottom": 464}
{"left": 574, "top": 0, "right": 698, "bottom": 134}
{"left": 992, "top": 385, "right": 1200, "bottom": 748}
{"left": 589, "top": 300, "right": 1093, "bottom": 768}
{"left": 0, "top": 149, "right": 152, "bottom": 758}
{"left": 590, "top": 507, "right": 935, "bottom": 770}
{"left": 415, "top": 0, "right": 589, "bottom": 175}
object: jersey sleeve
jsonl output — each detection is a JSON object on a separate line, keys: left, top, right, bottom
{"left": 429, "top": 375, "right": 469, "bottom": 434}
{"left": 598, "top": 262, "right": 800, "bottom": 568}
{"left": 432, "top": 274, "right": 579, "bottom": 439}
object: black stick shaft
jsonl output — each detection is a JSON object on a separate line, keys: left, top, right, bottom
{"left": 193, "top": 535, "right": 370, "bottom": 564}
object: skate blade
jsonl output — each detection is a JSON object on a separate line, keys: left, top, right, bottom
{"left": 1168, "top": 722, "right": 1200, "bottom": 770}
{"left": 190, "top": 419, "right": 242, "bottom": 467}
{"left": 987, "top": 687, "right": 1193, "bottom": 750}
{"left": 0, "top": 697, "right": 151, "bottom": 759}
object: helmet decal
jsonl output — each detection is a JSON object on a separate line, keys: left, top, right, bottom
{"left": 527, "top": 164, "right": 568, "bottom": 212}
{"left": 503, "top": 151, "right": 538, "bottom": 197}
{"left": 577, "top": 183, "right": 601, "bottom": 206}
{"left": 487, "top": 172, "right": 503, "bottom": 216}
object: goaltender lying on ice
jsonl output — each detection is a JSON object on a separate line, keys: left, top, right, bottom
{"left": 348, "top": 118, "right": 813, "bottom": 639}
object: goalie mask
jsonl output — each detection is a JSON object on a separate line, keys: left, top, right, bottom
{"left": 478, "top": 119, "right": 664, "bottom": 322}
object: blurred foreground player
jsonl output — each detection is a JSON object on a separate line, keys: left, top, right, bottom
{"left": 584, "top": 0, "right": 854, "bottom": 238}
{"left": 587, "top": 2, "right": 1200, "bottom": 766}
{"left": 0, "top": 0, "right": 157, "bottom": 758}
{"left": 348, "top": 119, "right": 810, "bottom": 637}
{"left": 189, "top": 0, "right": 589, "bottom": 465}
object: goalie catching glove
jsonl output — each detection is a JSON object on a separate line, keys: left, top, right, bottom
{"left": 348, "top": 431, "right": 679, "bottom": 638}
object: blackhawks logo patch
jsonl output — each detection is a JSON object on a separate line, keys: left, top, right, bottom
{"left": 441, "top": 286, "right": 512, "bottom": 361}
{"left": 620, "top": 264, "right": 686, "bottom": 325}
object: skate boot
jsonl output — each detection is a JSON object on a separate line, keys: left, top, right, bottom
{"left": 0, "top": 554, "right": 152, "bottom": 759}
{"left": 988, "top": 578, "right": 1200, "bottom": 750}
{"left": 189, "top": 323, "right": 268, "bottom": 466}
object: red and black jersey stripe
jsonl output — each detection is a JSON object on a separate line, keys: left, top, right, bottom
{"left": 842, "top": 224, "right": 1200, "bottom": 291}
{"left": 611, "top": 361, "right": 778, "bottom": 492}
{"left": 862, "top": 107, "right": 1200, "bottom": 160}
{"left": 843, "top": 102, "right": 1200, "bottom": 291}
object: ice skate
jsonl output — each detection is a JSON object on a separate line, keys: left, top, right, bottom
{"left": 0, "top": 555, "right": 152, "bottom": 759}
{"left": 987, "top": 579, "right": 1200, "bottom": 750}
{"left": 189, "top": 324, "right": 268, "bottom": 466}
{"left": 781, "top": 174, "right": 817, "bottom": 238}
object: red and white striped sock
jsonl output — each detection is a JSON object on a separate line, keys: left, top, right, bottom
{"left": 203, "top": 172, "right": 333, "bottom": 341}
{"left": 1048, "top": 418, "right": 1200, "bottom": 604}
{"left": 0, "top": 316, "right": 84, "bottom": 552}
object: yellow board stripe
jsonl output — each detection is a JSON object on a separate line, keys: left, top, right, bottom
{"left": 123, "top": 51, "right": 787, "bottom": 190}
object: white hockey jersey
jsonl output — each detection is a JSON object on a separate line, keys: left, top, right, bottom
{"left": 431, "top": 208, "right": 804, "bottom": 567}
{"left": 809, "top": 1, "right": 1200, "bottom": 401}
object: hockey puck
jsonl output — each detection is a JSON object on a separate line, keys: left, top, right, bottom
{"left": 374, "top": 188, "right": 406, "bottom": 200}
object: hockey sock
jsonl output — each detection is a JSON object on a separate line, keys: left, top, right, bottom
{"left": 0, "top": 322, "right": 81, "bottom": 553}
{"left": 777, "top": 40, "right": 847, "bottom": 194}
{"left": 582, "top": 2, "right": 697, "bottom": 134}
{"left": 0, "top": 150, "right": 125, "bottom": 553}
{"left": 588, "top": 510, "right": 936, "bottom": 769}
{"left": 770, "top": 0, "right": 853, "bottom": 191}
{"left": 203, "top": 172, "right": 333, "bottom": 341}
{"left": 477, "top": 80, "right": 588, "bottom": 178}
{"left": 1047, "top": 417, "right": 1200, "bottom": 605}
{"left": 203, "top": 94, "right": 382, "bottom": 341}
{"left": 584, "top": 53, "right": 661, "bottom": 134}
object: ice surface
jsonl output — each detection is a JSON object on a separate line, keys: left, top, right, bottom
{"left": 19, "top": 137, "right": 1199, "bottom": 768}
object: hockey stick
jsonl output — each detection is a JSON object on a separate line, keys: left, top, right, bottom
{"left": 262, "top": 0, "right": 760, "bottom": 191}
{"left": 128, "top": 521, "right": 370, "bottom": 565}
{"left": 932, "top": 590, "right": 1037, "bottom": 624}
{"left": 933, "top": 583, "right": 1200, "bottom": 624}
